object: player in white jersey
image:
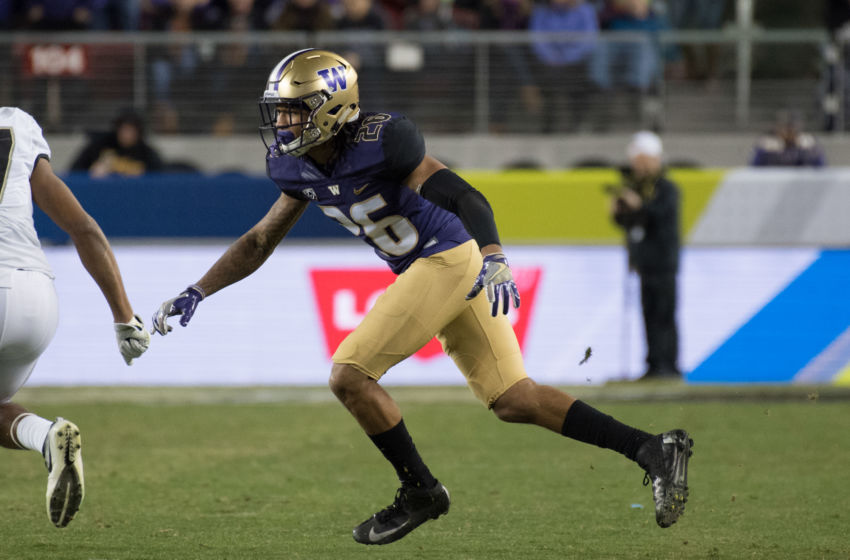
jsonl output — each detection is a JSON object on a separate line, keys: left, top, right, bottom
{"left": 0, "top": 107, "right": 151, "bottom": 527}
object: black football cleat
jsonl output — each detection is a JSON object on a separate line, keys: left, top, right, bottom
{"left": 636, "top": 429, "right": 693, "bottom": 528}
{"left": 353, "top": 482, "right": 450, "bottom": 545}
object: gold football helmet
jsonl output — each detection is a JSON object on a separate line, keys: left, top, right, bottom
{"left": 259, "top": 48, "right": 361, "bottom": 157}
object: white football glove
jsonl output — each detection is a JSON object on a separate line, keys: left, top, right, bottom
{"left": 114, "top": 314, "right": 151, "bottom": 365}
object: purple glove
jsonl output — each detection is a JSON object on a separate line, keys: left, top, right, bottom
{"left": 465, "top": 253, "right": 521, "bottom": 317}
{"left": 151, "top": 285, "right": 205, "bottom": 335}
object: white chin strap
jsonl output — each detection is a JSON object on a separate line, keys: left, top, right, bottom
{"left": 340, "top": 107, "right": 361, "bottom": 125}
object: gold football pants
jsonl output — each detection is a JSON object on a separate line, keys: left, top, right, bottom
{"left": 333, "top": 240, "right": 528, "bottom": 407}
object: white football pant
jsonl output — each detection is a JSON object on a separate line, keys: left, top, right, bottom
{"left": 0, "top": 270, "right": 58, "bottom": 402}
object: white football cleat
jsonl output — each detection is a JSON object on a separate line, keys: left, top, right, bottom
{"left": 43, "top": 418, "right": 85, "bottom": 528}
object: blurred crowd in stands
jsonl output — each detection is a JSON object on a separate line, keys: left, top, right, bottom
{"left": 2, "top": 1, "right": 847, "bottom": 140}
{"left": 0, "top": 0, "right": 723, "bottom": 35}
{"left": 1, "top": 0, "right": 730, "bottom": 134}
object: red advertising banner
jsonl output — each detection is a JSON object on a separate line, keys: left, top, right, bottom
{"left": 310, "top": 267, "right": 542, "bottom": 360}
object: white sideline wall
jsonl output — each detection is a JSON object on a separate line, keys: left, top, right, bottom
{"left": 26, "top": 243, "right": 818, "bottom": 387}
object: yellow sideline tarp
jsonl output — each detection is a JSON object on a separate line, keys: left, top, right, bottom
{"left": 457, "top": 168, "right": 724, "bottom": 244}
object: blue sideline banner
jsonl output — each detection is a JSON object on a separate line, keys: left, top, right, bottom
{"left": 35, "top": 173, "right": 350, "bottom": 243}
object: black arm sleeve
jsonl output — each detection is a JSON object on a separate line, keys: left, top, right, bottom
{"left": 419, "top": 168, "right": 501, "bottom": 248}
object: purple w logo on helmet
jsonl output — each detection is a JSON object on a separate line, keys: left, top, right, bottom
{"left": 317, "top": 66, "right": 347, "bottom": 92}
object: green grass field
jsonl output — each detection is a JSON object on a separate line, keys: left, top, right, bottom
{"left": 2, "top": 385, "right": 848, "bottom": 560}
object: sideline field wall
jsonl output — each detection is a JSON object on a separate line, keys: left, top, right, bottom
{"left": 36, "top": 168, "right": 846, "bottom": 246}
{"left": 37, "top": 168, "right": 721, "bottom": 244}
{"left": 30, "top": 169, "right": 850, "bottom": 386}
{"left": 30, "top": 244, "right": 850, "bottom": 387}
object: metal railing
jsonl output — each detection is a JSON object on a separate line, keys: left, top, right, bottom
{"left": 0, "top": 29, "right": 840, "bottom": 136}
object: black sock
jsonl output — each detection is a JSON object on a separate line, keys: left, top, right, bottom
{"left": 369, "top": 419, "right": 437, "bottom": 489}
{"left": 560, "top": 400, "right": 652, "bottom": 461}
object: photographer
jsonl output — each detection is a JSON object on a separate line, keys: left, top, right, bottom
{"left": 609, "top": 131, "right": 681, "bottom": 380}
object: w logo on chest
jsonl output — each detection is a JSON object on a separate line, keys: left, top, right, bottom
{"left": 317, "top": 66, "right": 347, "bottom": 92}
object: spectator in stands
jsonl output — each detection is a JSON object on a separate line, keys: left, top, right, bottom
{"left": 372, "top": 0, "right": 404, "bottom": 29}
{"left": 449, "top": 0, "right": 481, "bottom": 29}
{"left": 142, "top": 0, "right": 217, "bottom": 132}
{"left": 590, "top": 0, "right": 672, "bottom": 129}
{"left": 400, "top": 0, "right": 472, "bottom": 130}
{"left": 1, "top": 0, "right": 20, "bottom": 29}
{"left": 403, "top": 0, "right": 453, "bottom": 30}
{"left": 91, "top": 0, "right": 141, "bottom": 29}
{"left": 21, "top": 0, "right": 94, "bottom": 29}
{"left": 144, "top": 0, "right": 250, "bottom": 29}
{"left": 664, "top": 0, "right": 728, "bottom": 85}
{"left": 219, "top": 0, "right": 268, "bottom": 29}
{"left": 609, "top": 131, "right": 681, "bottom": 381}
{"left": 335, "top": 0, "right": 387, "bottom": 69}
{"left": 473, "top": 0, "right": 532, "bottom": 132}
{"left": 14, "top": 2, "right": 96, "bottom": 127}
{"left": 401, "top": 0, "right": 463, "bottom": 59}
{"left": 269, "top": 0, "right": 333, "bottom": 31}
{"left": 479, "top": 0, "right": 530, "bottom": 30}
{"left": 336, "top": 0, "right": 388, "bottom": 109}
{"left": 201, "top": 0, "right": 268, "bottom": 134}
{"left": 823, "top": 0, "right": 850, "bottom": 131}
{"left": 826, "top": 0, "right": 850, "bottom": 54}
{"left": 454, "top": 0, "right": 531, "bottom": 31}
{"left": 22, "top": 0, "right": 85, "bottom": 29}
{"left": 0, "top": 1, "right": 19, "bottom": 105}
{"left": 194, "top": 0, "right": 271, "bottom": 29}
{"left": 525, "top": 0, "right": 598, "bottom": 132}
{"left": 70, "top": 109, "right": 164, "bottom": 177}
{"left": 750, "top": 110, "right": 826, "bottom": 167}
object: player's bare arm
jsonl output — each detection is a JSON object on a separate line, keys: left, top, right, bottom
{"left": 195, "top": 191, "right": 308, "bottom": 296}
{"left": 30, "top": 158, "right": 134, "bottom": 324}
{"left": 152, "top": 191, "right": 307, "bottom": 335}
{"left": 30, "top": 157, "right": 149, "bottom": 365}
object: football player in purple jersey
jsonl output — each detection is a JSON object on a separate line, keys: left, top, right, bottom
{"left": 152, "top": 49, "right": 693, "bottom": 545}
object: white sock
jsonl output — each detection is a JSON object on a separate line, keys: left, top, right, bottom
{"left": 12, "top": 413, "right": 53, "bottom": 453}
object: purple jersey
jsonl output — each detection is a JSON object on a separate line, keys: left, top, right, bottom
{"left": 267, "top": 112, "right": 471, "bottom": 273}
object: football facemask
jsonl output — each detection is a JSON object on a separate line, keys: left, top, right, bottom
{"left": 259, "top": 48, "right": 361, "bottom": 157}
